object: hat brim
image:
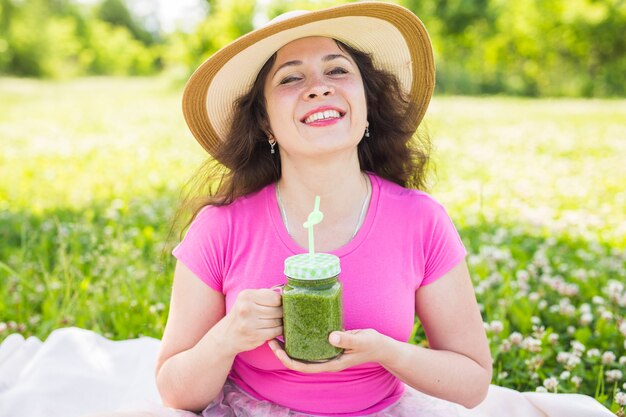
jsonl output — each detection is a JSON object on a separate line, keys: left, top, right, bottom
{"left": 183, "top": 2, "right": 435, "bottom": 157}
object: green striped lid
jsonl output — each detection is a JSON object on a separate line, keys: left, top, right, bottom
{"left": 284, "top": 253, "right": 341, "bottom": 280}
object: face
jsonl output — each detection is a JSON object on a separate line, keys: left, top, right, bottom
{"left": 263, "top": 36, "right": 368, "bottom": 159}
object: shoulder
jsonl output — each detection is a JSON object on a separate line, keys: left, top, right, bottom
{"left": 192, "top": 185, "right": 270, "bottom": 223}
{"left": 185, "top": 185, "right": 271, "bottom": 238}
{"left": 373, "top": 174, "right": 448, "bottom": 216}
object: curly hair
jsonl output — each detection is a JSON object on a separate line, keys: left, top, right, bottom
{"left": 175, "top": 39, "right": 432, "bottom": 232}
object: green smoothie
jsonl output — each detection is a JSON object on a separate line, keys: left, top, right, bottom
{"left": 282, "top": 253, "right": 343, "bottom": 362}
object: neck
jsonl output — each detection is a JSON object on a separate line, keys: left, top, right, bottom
{"left": 276, "top": 153, "right": 370, "bottom": 251}
{"left": 278, "top": 153, "right": 364, "bottom": 212}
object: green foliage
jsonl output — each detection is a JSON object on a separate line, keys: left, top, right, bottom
{"left": 1, "top": 0, "right": 624, "bottom": 96}
{"left": 96, "top": 0, "right": 155, "bottom": 45}
{"left": 1, "top": 78, "right": 624, "bottom": 409}
{"left": 163, "top": 0, "right": 255, "bottom": 81}
{"left": 0, "top": 0, "right": 160, "bottom": 78}
{"left": 397, "top": 0, "right": 626, "bottom": 97}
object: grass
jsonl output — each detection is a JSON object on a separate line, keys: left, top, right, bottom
{"left": 0, "top": 77, "right": 625, "bottom": 412}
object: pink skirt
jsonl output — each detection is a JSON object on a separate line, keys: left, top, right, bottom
{"left": 195, "top": 379, "right": 468, "bottom": 417}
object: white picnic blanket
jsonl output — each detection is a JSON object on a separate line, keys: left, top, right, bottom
{"left": 0, "top": 327, "right": 615, "bottom": 417}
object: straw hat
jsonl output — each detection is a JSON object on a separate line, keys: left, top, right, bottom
{"left": 182, "top": 1, "right": 435, "bottom": 157}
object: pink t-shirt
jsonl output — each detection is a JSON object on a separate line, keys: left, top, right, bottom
{"left": 173, "top": 173, "right": 466, "bottom": 416}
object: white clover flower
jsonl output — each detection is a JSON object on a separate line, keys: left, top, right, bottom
{"left": 557, "top": 352, "right": 570, "bottom": 364}
{"left": 579, "top": 303, "right": 591, "bottom": 313}
{"left": 571, "top": 340, "right": 586, "bottom": 355}
{"left": 509, "top": 332, "right": 523, "bottom": 345}
{"left": 592, "top": 295, "right": 605, "bottom": 305}
{"left": 500, "top": 340, "right": 512, "bottom": 353}
{"left": 531, "top": 316, "right": 541, "bottom": 325}
{"left": 579, "top": 312, "right": 593, "bottom": 326}
{"left": 529, "top": 292, "right": 540, "bottom": 302}
{"left": 560, "top": 371, "right": 570, "bottom": 380}
{"left": 567, "top": 326, "right": 576, "bottom": 335}
{"left": 516, "top": 270, "right": 529, "bottom": 281}
{"left": 532, "top": 325, "right": 546, "bottom": 339}
{"left": 620, "top": 321, "right": 626, "bottom": 337}
{"left": 537, "top": 300, "right": 547, "bottom": 310}
{"left": 620, "top": 356, "right": 626, "bottom": 366}
{"left": 490, "top": 320, "right": 504, "bottom": 334}
{"left": 616, "top": 391, "right": 626, "bottom": 406}
{"left": 543, "top": 377, "right": 559, "bottom": 391}
{"left": 522, "top": 337, "right": 542, "bottom": 353}
{"left": 602, "top": 351, "right": 616, "bottom": 364}
{"left": 560, "top": 303, "right": 576, "bottom": 316}
{"left": 566, "top": 355, "right": 581, "bottom": 370}
{"left": 548, "top": 333, "right": 559, "bottom": 345}
{"left": 601, "top": 310, "right": 613, "bottom": 321}
{"left": 535, "top": 386, "right": 548, "bottom": 393}
{"left": 498, "top": 371, "right": 509, "bottom": 379}
{"left": 563, "top": 284, "right": 579, "bottom": 297}
{"left": 587, "top": 348, "right": 601, "bottom": 358}
{"left": 606, "top": 370, "right": 623, "bottom": 383}
{"left": 573, "top": 269, "right": 588, "bottom": 280}
{"left": 571, "top": 376, "right": 583, "bottom": 388}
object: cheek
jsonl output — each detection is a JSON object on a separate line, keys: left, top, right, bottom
{"left": 266, "top": 92, "right": 296, "bottom": 127}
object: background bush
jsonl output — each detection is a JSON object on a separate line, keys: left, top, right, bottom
{"left": 0, "top": 0, "right": 624, "bottom": 96}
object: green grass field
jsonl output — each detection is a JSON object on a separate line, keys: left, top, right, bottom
{"left": 1, "top": 77, "right": 625, "bottom": 412}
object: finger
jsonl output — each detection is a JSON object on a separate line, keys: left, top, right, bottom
{"left": 256, "top": 305, "right": 283, "bottom": 319}
{"left": 254, "top": 289, "right": 283, "bottom": 307}
{"left": 328, "top": 331, "right": 354, "bottom": 348}
{"left": 259, "top": 326, "right": 283, "bottom": 341}
{"left": 269, "top": 342, "right": 346, "bottom": 373}
{"left": 258, "top": 318, "right": 283, "bottom": 329}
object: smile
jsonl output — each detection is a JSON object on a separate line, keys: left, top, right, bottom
{"left": 302, "top": 109, "right": 344, "bottom": 124}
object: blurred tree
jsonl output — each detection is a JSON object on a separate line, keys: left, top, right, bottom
{"left": 164, "top": 0, "right": 255, "bottom": 80}
{"left": 96, "top": 0, "right": 155, "bottom": 45}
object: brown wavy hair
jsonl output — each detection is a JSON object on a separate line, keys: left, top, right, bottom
{"left": 174, "top": 40, "right": 432, "bottom": 233}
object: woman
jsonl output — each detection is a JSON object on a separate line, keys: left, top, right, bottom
{"left": 157, "top": 3, "right": 492, "bottom": 416}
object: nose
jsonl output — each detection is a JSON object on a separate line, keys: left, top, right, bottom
{"left": 303, "top": 78, "right": 334, "bottom": 100}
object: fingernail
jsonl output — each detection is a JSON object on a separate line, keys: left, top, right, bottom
{"left": 329, "top": 332, "right": 340, "bottom": 345}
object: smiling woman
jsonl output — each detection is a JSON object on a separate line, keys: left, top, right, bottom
{"left": 151, "top": 3, "right": 494, "bottom": 416}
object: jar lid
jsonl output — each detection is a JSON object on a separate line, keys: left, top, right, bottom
{"left": 284, "top": 253, "right": 341, "bottom": 280}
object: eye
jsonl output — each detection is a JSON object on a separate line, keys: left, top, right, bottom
{"left": 279, "top": 75, "right": 301, "bottom": 85}
{"left": 327, "top": 67, "right": 348, "bottom": 75}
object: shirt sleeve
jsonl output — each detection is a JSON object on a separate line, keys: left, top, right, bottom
{"left": 171, "top": 206, "right": 228, "bottom": 293}
{"left": 419, "top": 200, "right": 467, "bottom": 287}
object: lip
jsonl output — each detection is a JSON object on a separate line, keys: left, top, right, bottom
{"left": 300, "top": 106, "right": 346, "bottom": 124}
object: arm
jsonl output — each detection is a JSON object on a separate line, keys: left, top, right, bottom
{"left": 381, "top": 260, "right": 492, "bottom": 407}
{"left": 155, "top": 261, "right": 283, "bottom": 412}
{"left": 269, "top": 261, "right": 492, "bottom": 408}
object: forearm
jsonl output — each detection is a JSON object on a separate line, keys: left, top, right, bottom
{"left": 379, "top": 336, "right": 492, "bottom": 408}
{"left": 156, "top": 319, "right": 236, "bottom": 412}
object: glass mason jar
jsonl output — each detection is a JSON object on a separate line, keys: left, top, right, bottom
{"left": 282, "top": 253, "right": 343, "bottom": 362}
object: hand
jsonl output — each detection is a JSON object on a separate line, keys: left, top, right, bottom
{"left": 268, "top": 329, "right": 388, "bottom": 373}
{"left": 222, "top": 289, "right": 283, "bottom": 355}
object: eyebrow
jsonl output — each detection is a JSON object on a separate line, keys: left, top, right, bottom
{"left": 272, "top": 54, "right": 351, "bottom": 79}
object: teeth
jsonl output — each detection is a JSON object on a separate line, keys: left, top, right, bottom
{"left": 305, "top": 110, "right": 341, "bottom": 123}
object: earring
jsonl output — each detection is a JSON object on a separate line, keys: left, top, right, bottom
{"left": 269, "top": 138, "right": 276, "bottom": 154}
{"left": 364, "top": 122, "right": 370, "bottom": 138}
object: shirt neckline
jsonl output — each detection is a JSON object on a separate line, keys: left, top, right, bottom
{"left": 267, "top": 172, "right": 380, "bottom": 258}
